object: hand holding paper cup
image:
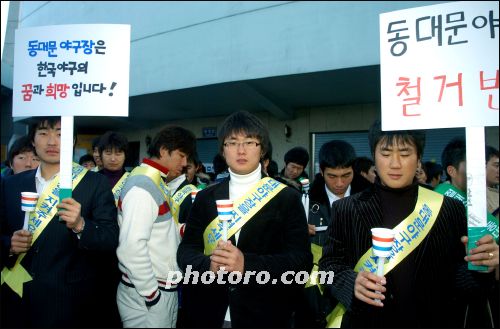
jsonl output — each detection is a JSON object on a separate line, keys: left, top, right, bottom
{"left": 21, "top": 192, "right": 39, "bottom": 232}
{"left": 371, "top": 228, "right": 395, "bottom": 302}
{"left": 216, "top": 199, "right": 233, "bottom": 242}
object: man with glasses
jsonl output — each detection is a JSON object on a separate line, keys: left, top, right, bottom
{"left": 178, "top": 111, "right": 311, "bottom": 327}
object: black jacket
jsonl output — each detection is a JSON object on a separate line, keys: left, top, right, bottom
{"left": 307, "top": 173, "right": 332, "bottom": 246}
{"left": 177, "top": 177, "right": 312, "bottom": 327}
{"left": 0, "top": 168, "right": 118, "bottom": 328}
{"left": 319, "top": 184, "right": 493, "bottom": 327}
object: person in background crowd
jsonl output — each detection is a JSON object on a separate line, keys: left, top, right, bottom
{"left": 423, "top": 161, "right": 443, "bottom": 189}
{"left": 166, "top": 151, "right": 199, "bottom": 329}
{"left": 260, "top": 141, "right": 280, "bottom": 179}
{"left": 351, "top": 156, "right": 376, "bottom": 194}
{"left": 164, "top": 150, "right": 197, "bottom": 225}
{"left": 213, "top": 153, "right": 229, "bottom": 184}
{"left": 78, "top": 154, "right": 96, "bottom": 170}
{"left": 116, "top": 125, "right": 196, "bottom": 328}
{"left": 98, "top": 131, "right": 129, "bottom": 191}
{"left": 261, "top": 140, "right": 274, "bottom": 176}
{"left": 485, "top": 146, "right": 499, "bottom": 218}
{"left": 415, "top": 162, "right": 433, "bottom": 190}
{"left": 307, "top": 140, "right": 356, "bottom": 241}
{"left": 267, "top": 160, "right": 279, "bottom": 178}
{"left": 92, "top": 135, "right": 104, "bottom": 172}
{"left": 0, "top": 117, "right": 118, "bottom": 327}
{"left": 96, "top": 130, "right": 130, "bottom": 327}
{"left": 185, "top": 152, "right": 210, "bottom": 189}
{"left": 415, "top": 161, "right": 427, "bottom": 185}
{"left": 177, "top": 111, "right": 311, "bottom": 327}
{"left": 1, "top": 135, "right": 40, "bottom": 177}
{"left": 435, "top": 138, "right": 467, "bottom": 199}
{"left": 276, "top": 146, "right": 310, "bottom": 192}
{"left": 295, "top": 140, "right": 356, "bottom": 327}
{"left": 319, "top": 120, "right": 498, "bottom": 328}
{"left": 436, "top": 137, "right": 499, "bottom": 328}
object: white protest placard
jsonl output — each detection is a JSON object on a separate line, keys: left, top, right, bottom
{"left": 12, "top": 24, "right": 130, "bottom": 203}
{"left": 380, "top": 1, "right": 498, "bottom": 131}
{"left": 380, "top": 2, "right": 499, "bottom": 271}
{"left": 13, "top": 24, "right": 130, "bottom": 117}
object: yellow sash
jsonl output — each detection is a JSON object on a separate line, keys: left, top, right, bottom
{"left": 112, "top": 172, "right": 130, "bottom": 206}
{"left": 203, "top": 177, "right": 286, "bottom": 255}
{"left": 326, "top": 186, "right": 444, "bottom": 328}
{"left": 128, "top": 165, "right": 175, "bottom": 222}
{"left": 1, "top": 163, "right": 87, "bottom": 297}
{"left": 305, "top": 243, "right": 325, "bottom": 293}
{"left": 170, "top": 183, "right": 197, "bottom": 223}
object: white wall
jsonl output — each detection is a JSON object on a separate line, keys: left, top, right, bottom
{"left": 7, "top": 1, "right": 447, "bottom": 94}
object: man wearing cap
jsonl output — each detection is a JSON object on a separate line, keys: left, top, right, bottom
{"left": 277, "top": 146, "right": 310, "bottom": 193}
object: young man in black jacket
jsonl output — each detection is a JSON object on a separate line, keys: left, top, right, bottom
{"left": 319, "top": 119, "right": 498, "bottom": 327}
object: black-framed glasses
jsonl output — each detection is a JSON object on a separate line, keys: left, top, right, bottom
{"left": 223, "top": 141, "right": 261, "bottom": 150}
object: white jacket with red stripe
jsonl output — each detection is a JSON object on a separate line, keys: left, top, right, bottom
{"left": 117, "top": 163, "right": 181, "bottom": 302}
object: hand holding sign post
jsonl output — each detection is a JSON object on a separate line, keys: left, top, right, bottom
{"left": 380, "top": 2, "right": 498, "bottom": 271}
{"left": 13, "top": 24, "right": 130, "bottom": 204}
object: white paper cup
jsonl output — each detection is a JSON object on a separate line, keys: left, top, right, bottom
{"left": 371, "top": 228, "right": 395, "bottom": 258}
{"left": 300, "top": 178, "right": 310, "bottom": 191}
{"left": 21, "top": 192, "right": 39, "bottom": 212}
{"left": 216, "top": 199, "right": 233, "bottom": 222}
{"left": 191, "top": 190, "right": 198, "bottom": 203}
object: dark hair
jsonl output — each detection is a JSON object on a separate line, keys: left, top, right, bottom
{"left": 28, "top": 117, "right": 62, "bottom": 145}
{"left": 485, "top": 145, "right": 499, "bottom": 163}
{"left": 284, "top": 146, "right": 309, "bottom": 168}
{"left": 27, "top": 117, "right": 77, "bottom": 157}
{"left": 319, "top": 140, "right": 356, "bottom": 171}
{"left": 188, "top": 151, "right": 201, "bottom": 166}
{"left": 262, "top": 141, "right": 273, "bottom": 162}
{"left": 213, "top": 153, "right": 228, "bottom": 175}
{"left": 7, "top": 135, "right": 36, "bottom": 167}
{"left": 423, "top": 161, "right": 443, "bottom": 184}
{"left": 352, "top": 156, "right": 374, "bottom": 176}
{"left": 217, "top": 111, "right": 269, "bottom": 157}
{"left": 368, "top": 119, "right": 426, "bottom": 159}
{"left": 98, "top": 131, "right": 129, "bottom": 156}
{"left": 441, "top": 137, "right": 465, "bottom": 181}
{"left": 267, "top": 160, "right": 279, "bottom": 178}
{"left": 147, "top": 125, "right": 196, "bottom": 158}
{"left": 78, "top": 154, "right": 95, "bottom": 166}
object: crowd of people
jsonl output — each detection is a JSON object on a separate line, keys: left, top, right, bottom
{"left": 0, "top": 113, "right": 498, "bottom": 328}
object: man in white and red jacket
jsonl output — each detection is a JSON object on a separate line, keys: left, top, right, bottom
{"left": 116, "top": 126, "right": 195, "bottom": 328}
